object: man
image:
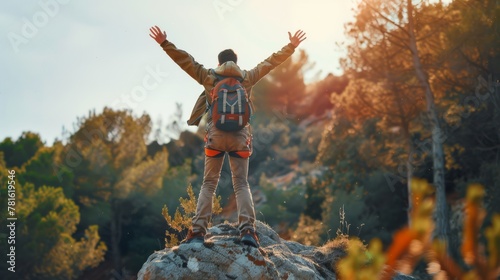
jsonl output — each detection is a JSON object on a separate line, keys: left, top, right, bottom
{"left": 149, "top": 25, "right": 306, "bottom": 248}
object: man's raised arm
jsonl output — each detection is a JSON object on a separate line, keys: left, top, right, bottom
{"left": 149, "top": 25, "right": 209, "bottom": 85}
{"left": 246, "top": 30, "right": 307, "bottom": 85}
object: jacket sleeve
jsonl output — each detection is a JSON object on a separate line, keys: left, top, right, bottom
{"left": 246, "top": 43, "right": 296, "bottom": 85}
{"left": 160, "top": 40, "right": 209, "bottom": 85}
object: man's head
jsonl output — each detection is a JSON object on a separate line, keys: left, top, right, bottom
{"left": 218, "top": 49, "right": 237, "bottom": 65}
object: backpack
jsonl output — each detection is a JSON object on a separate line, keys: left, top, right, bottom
{"left": 209, "top": 72, "right": 253, "bottom": 131}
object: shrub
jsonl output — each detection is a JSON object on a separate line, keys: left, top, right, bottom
{"left": 162, "top": 185, "right": 221, "bottom": 247}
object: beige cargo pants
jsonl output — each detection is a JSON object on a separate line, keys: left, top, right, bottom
{"left": 191, "top": 125, "right": 256, "bottom": 234}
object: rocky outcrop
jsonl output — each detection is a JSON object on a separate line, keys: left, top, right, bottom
{"left": 138, "top": 221, "right": 414, "bottom": 280}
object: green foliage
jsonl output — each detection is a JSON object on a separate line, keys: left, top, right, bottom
{"left": 121, "top": 159, "right": 197, "bottom": 263}
{"left": 120, "top": 161, "right": 196, "bottom": 271}
{"left": 0, "top": 178, "right": 106, "bottom": 280}
{"left": 66, "top": 108, "right": 169, "bottom": 275}
{"left": 297, "top": 123, "right": 325, "bottom": 162}
{"left": 303, "top": 175, "right": 327, "bottom": 221}
{"left": 257, "top": 175, "right": 306, "bottom": 232}
{"left": 17, "top": 142, "right": 75, "bottom": 197}
{"left": 317, "top": 167, "right": 406, "bottom": 246}
{"left": 318, "top": 116, "right": 376, "bottom": 171}
{"left": 445, "top": 0, "right": 500, "bottom": 78}
{"left": 316, "top": 114, "right": 407, "bottom": 243}
{"left": 362, "top": 171, "right": 408, "bottom": 244}
{"left": 322, "top": 185, "right": 379, "bottom": 242}
{"left": 0, "top": 132, "right": 44, "bottom": 168}
{"left": 160, "top": 159, "right": 198, "bottom": 210}
{"left": 249, "top": 120, "right": 292, "bottom": 181}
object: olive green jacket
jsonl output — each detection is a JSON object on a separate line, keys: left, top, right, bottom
{"left": 160, "top": 40, "right": 296, "bottom": 126}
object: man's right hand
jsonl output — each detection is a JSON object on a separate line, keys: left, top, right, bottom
{"left": 149, "top": 26, "right": 167, "bottom": 44}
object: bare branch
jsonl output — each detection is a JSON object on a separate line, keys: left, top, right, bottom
{"left": 362, "top": 0, "right": 410, "bottom": 37}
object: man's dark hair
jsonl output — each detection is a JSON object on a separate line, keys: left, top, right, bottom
{"left": 218, "top": 49, "right": 237, "bottom": 65}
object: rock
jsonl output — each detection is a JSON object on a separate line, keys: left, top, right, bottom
{"left": 137, "top": 221, "right": 415, "bottom": 280}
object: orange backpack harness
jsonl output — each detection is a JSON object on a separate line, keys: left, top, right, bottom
{"left": 204, "top": 134, "right": 252, "bottom": 159}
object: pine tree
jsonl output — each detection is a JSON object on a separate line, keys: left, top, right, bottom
{"left": 66, "top": 108, "right": 169, "bottom": 277}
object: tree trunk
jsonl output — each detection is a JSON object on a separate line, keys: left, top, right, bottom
{"left": 407, "top": 0, "right": 449, "bottom": 241}
{"left": 111, "top": 203, "right": 123, "bottom": 277}
{"left": 402, "top": 124, "right": 414, "bottom": 226}
{"left": 394, "top": 84, "right": 414, "bottom": 227}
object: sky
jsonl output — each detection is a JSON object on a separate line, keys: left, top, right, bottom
{"left": 0, "top": 0, "right": 357, "bottom": 145}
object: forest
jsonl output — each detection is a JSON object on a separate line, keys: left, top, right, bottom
{"left": 0, "top": 0, "right": 499, "bottom": 279}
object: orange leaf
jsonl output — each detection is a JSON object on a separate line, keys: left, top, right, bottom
{"left": 385, "top": 228, "right": 419, "bottom": 267}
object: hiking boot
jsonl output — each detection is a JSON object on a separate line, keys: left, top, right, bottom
{"left": 240, "top": 229, "right": 260, "bottom": 248}
{"left": 181, "top": 229, "right": 205, "bottom": 244}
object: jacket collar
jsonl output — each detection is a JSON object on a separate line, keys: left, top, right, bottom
{"left": 213, "top": 61, "right": 244, "bottom": 78}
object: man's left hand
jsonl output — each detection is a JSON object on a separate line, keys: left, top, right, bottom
{"left": 288, "top": 30, "right": 307, "bottom": 47}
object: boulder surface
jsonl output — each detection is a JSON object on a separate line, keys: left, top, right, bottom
{"left": 138, "top": 221, "right": 414, "bottom": 280}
